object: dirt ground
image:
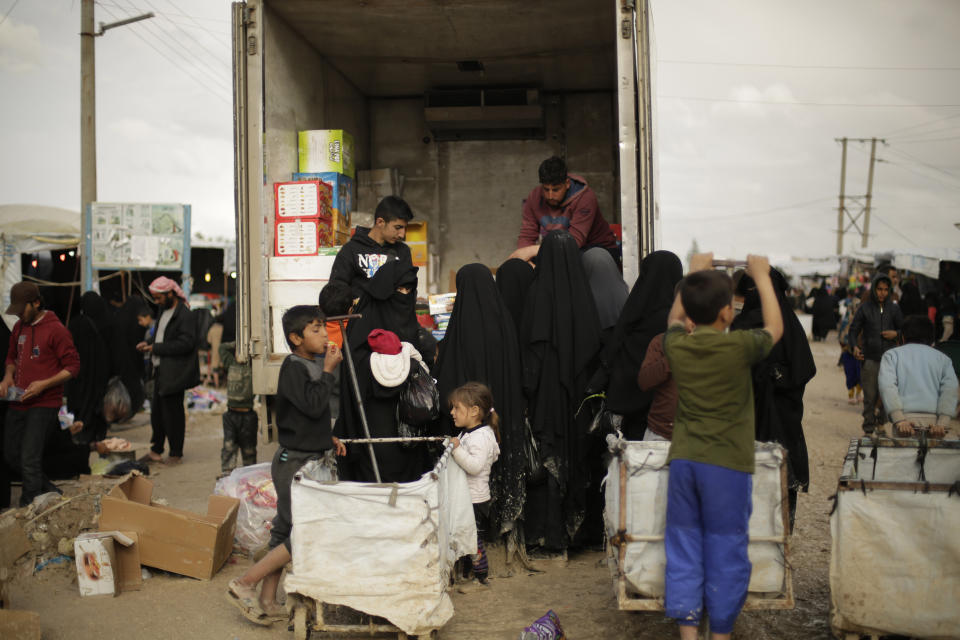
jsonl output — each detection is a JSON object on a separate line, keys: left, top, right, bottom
{"left": 5, "top": 333, "right": 865, "bottom": 639}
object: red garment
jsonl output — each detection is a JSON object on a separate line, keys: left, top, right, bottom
{"left": 5, "top": 311, "right": 81, "bottom": 409}
{"left": 517, "top": 174, "right": 617, "bottom": 249}
{"left": 636, "top": 332, "right": 677, "bottom": 439}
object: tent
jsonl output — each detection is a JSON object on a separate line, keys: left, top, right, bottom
{"left": 0, "top": 204, "right": 81, "bottom": 330}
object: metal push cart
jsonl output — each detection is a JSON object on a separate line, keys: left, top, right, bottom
{"left": 605, "top": 439, "right": 795, "bottom": 615}
{"left": 829, "top": 436, "right": 960, "bottom": 640}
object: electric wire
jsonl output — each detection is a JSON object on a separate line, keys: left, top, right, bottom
{"left": 670, "top": 196, "right": 835, "bottom": 222}
{"left": 660, "top": 59, "right": 960, "bottom": 72}
{"left": 113, "top": 0, "right": 231, "bottom": 92}
{"left": 98, "top": 2, "right": 230, "bottom": 104}
{"left": 880, "top": 112, "right": 960, "bottom": 138}
{"left": 95, "top": 0, "right": 228, "bottom": 23}
{"left": 161, "top": 0, "right": 230, "bottom": 41}
{"left": 883, "top": 145, "right": 960, "bottom": 184}
{"left": 136, "top": 0, "right": 230, "bottom": 72}
{"left": 659, "top": 95, "right": 960, "bottom": 108}
{"left": 0, "top": 0, "right": 20, "bottom": 26}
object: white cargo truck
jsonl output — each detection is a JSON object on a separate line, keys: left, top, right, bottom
{"left": 231, "top": 0, "right": 660, "bottom": 399}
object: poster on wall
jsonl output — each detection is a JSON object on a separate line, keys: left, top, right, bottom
{"left": 89, "top": 203, "right": 190, "bottom": 270}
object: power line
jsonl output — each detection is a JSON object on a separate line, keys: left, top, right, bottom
{"left": 880, "top": 112, "right": 960, "bottom": 138}
{"left": 887, "top": 123, "right": 960, "bottom": 141}
{"left": 0, "top": 0, "right": 21, "bottom": 26}
{"left": 660, "top": 59, "right": 960, "bottom": 72}
{"left": 136, "top": 0, "right": 231, "bottom": 72}
{"left": 671, "top": 196, "right": 835, "bottom": 222}
{"left": 896, "top": 135, "right": 960, "bottom": 145}
{"left": 114, "top": 0, "right": 231, "bottom": 89}
{"left": 878, "top": 157, "right": 960, "bottom": 194}
{"left": 883, "top": 145, "right": 960, "bottom": 188}
{"left": 658, "top": 95, "right": 960, "bottom": 108}
{"left": 162, "top": 0, "right": 230, "bottom": 41}
{"left": 871, "top": 213, "right": 920, "bottom": 247}
{"left": 98, "top": 2, "right": 230, "bottom": 104}
{"left": 95, "top": 0, "right": 228, "bottom": 23}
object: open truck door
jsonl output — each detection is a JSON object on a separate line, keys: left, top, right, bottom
{"left": 616, "top": 0, "right": 659, "bottom": 286}
{"left": 232, "top": 0, "right": 660, "bottom": 411}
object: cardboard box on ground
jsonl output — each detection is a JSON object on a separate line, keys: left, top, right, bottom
{"left": 98, "top": 473, "right": 239, "bottom": 581}
{"left": 74, "top": 531, "right": 141, "bottom": 597}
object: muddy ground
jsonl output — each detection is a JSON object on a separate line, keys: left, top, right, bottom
{"left": 5, "top": 335, "right": 867, "bottom": 639}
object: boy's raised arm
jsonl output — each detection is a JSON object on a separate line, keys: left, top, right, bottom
{"left": 747, "top": 254, "right": 783, "bottom": 344}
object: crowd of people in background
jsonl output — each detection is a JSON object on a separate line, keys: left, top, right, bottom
{"left": 3, "top": 155, "right": 959, "bottom": 639}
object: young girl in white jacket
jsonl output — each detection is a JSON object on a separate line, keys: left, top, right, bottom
{"left": 449, "top": 381, "right": 501, "bottom": 588}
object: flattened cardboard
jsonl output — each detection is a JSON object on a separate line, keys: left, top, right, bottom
{"left": 0, "top": 520, "right": 31, "bottom": 569}
{"left": 98, "top": 474, "right": 238, "bottom": 580}
{"left": 0, "top": 610, "right": 41, "bottom": 640}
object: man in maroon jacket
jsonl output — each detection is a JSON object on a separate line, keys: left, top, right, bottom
{"left": 1, "top": 282, "right": 80, "bottom": 506}
{"left": 510, "top": 156, "right": 618, "bottom": 264}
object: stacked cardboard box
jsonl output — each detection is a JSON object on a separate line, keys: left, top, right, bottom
{"left": 298, "top": 130, "right": 354, "bottom": 178}
{"left": 294, "top": 171, "right": 353, "bottom": 246}
{"left": 273, "top": 180, "right": 332, "bottom": 256}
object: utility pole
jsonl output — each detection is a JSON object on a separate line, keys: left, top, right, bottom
{"left": 835, "top": 137, "right": 847, "bottom": 255}
{"left": 80, "top": 0, "right": 96, "bottom": 292}
{"left": 834, "top": 137, "right": 884, "bottom": 254}
{"left": 79, "top": 2, "right": 154, "bottom": 291}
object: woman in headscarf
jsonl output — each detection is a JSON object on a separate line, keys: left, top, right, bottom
{"left": 581, "top": 248, "right": 629, "bottom": 342}
{"left": 732, "top": 268, "right": 816, "bottom": 530}
{"left": 65, "top": 292, "right": 113, "bottom": 445}
{"left": 811, "top": 286, "right": 837, "bottom": 341}
{"left": 898, "top": 281, "right": 924, "bottom": 318}
{"left": 496, "top": 258, "right": 535, "bottom": 337}
{"left": 595, "top": 251, "right": 683, "bottom": 440}
{"left": 434, "top": 264, "right": 526, "bottom": 540}
{"left": 335, "top": 260, "right": 431, "bottom": 483}
{"left": 520, "top": 230, "right": 603, "bottom": 551}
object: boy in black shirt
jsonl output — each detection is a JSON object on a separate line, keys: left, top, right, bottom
{"left": 330, "top": 196, "right": 414, "bottom": 300}
{"left": 226, "top": 305, "right": 345, "bottom": 625}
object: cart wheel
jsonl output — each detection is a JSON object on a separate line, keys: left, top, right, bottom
{"left": 293, "top": 601, "right": 310, "bottom": 640}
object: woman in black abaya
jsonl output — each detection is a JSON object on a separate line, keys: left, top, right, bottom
{"left": 520, "top": 231, "right": 603, "bottom": 551}
{"left": 335, "top": 261, "right": 431, "bottom": 483}
{"left": 66, "top": 292, "right": 113, "bottom": 444}
{"left": 811, "top": 286, "right": 837, "bottom": 341}
{"left": 434, "top": 264, "right": 526, "bottom": 538}
{"left": 496, "top": 258, "right": 535, "bottom": 337}
{"left": 595, "top": 251, "right": 683, "bottom": 440}
{"left": 732, "top": 268, "right": 816, "bottom": 529}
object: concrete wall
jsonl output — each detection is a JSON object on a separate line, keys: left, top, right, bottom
{"left": 369, "top": 92, "right": 616, "bottom": 292}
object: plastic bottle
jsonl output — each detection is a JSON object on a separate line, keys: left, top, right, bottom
{"left": 58, "top": 398, "right": 74, "bottom": 430}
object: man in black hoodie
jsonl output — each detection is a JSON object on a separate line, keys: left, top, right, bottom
{"left": 848, "top": 274, "right": 903, "bottom": 434}
{"left": 330, "top": 196, "right": 413, "bottom": 299}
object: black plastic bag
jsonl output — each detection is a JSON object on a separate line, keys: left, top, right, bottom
{"left": 398, "top": 361, "right": 440, "bottom": 427}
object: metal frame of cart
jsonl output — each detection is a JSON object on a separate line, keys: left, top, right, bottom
{"left": 608, "top": 442, "right": 795, "bottom": 613}
{"left": 830, "top": 436, "right": 960, "bottom": 640}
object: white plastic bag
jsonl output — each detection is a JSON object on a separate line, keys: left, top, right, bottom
{"left": 214, "top": 463, "right": 277, "bottom": 552}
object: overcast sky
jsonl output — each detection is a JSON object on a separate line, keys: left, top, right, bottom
{"left": 2, "top": 0, "right": 959, "bottom": 261}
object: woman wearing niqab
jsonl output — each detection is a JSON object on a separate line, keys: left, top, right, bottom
{"left": 732, "top": 268, "right": 816, "bottom": 529}
{"left": 495, "top": 258, "right": 535, "bottom": 337}
{"left": 335, "top": 261, "right": 430, "bottom": 483}
{"left": 65, "top": 292, "right": 113, "bottom": 444}
{"left": 595, "top": 251, "right": 683, "bottom": 440}
{"left": 433, "top": 264, "right": 526, "bottom": 538}
{"left": 520, "top": 231, "right": 603, "bottom": 551}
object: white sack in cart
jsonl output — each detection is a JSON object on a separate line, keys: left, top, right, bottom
{"left": 285, "top": 457, "right": 476, "bottom": 636}
{"left": 604, "top": 440, "right": 786, "bottom": 598}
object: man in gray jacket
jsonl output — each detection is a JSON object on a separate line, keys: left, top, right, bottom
{"left": 848, "top": 274, "right": 903, "bottom": 434}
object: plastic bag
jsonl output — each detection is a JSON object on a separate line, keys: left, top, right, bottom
{"left": 214, "top": 463, "right": 277, "bottom": 552}
{"left": 519, "top": 610, "right": 565, "bottom": 640}
{"left": 103, "top": 376, "right": 132, "bottom": 423}
{"left": 399, "top": 361, "right": 440, "bottom": 426}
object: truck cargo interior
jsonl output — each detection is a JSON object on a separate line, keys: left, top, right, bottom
{"left": 253, "top": 0, "right": 620, "bottom": 287}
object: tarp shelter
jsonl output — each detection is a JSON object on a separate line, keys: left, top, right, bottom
{"left": 0, "top": 205, "right": 81, "bottom": 331}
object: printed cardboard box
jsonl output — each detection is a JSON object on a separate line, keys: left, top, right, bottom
{"left": 293, "top": 172, "right": 354, "bottom": 217}
{"left": 298, "top": 130, "right": 355, "bottom": 178}
{"left": 99, "top": 474, "right": 239, "bottom": 580}
{"left": 74, "top": 531, "right": 141, "bottom": 597}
